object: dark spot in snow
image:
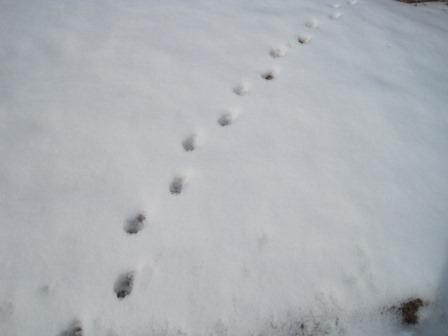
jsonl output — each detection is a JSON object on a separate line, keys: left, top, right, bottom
{"left": 60, "top": 320, "right": 83, "bottom": 336}
{"left": 399, "top": 298, "right": 426, "bottom": 325}
{"left": 218, "top": 113, "right": 233, "bottom": 127}
{"left": 182, "top": 134, "right": 197, "bottom": 152}
{"left": 262, "top": 72, "right": 275, "bottom": 80}
{"left": 124, "top": 213, "right": 146, "bottom": 234}
{"left": 114, "top": 272, "right": 135, "bottom": 300}
{"left": 298, "top": 35, "right": 311, "bottom": 44}
{"left": 389, "top": 297, "right": 427, "bottom": 325}
{"left": 170, "top": 176, "right": 185, "bottom": 195}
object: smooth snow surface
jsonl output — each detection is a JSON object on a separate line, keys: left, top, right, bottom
{"left": 1, "top": 0, "right": 448, "bottom": 335}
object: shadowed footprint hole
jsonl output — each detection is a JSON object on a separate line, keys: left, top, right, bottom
{"left": 305, "top": 18, "right": 319, "bottom": 29}
{"left": 298, "top": 34, "right": 312, "bottom": 44}
{"left": 261, "top": 67, "right": 280, "bottom": 81}
{"left": 218, "top": 112, "right": 237, "bottom": 127}
{"left": 261, "top": 72, "right": 275, "bottom": 80}
{"left": 170, "top": 176, "right": 186, "bottom": 195}
{"left": 114, "top": 271, "right": 135, "bottom": 300}
{"left": 233, "top": 81, "right": 251, "bottom": 96}
{"left": 270, "top": 46, "right": 288, "bottom": 58}
{"left": 60, "top": 320, "right": 83, "bottom": 336}
{"left": 124, "top": 213, "right": 146, "bottom": 234}
{"left": 329, "top": 11, "right": 342, "bottom": 19}
{"left": 182, "top": 134, "right": 197, "bottom": 152}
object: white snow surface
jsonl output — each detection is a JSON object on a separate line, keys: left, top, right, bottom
{"left": 1, "top": 0, "right": 448, "bottom": 335}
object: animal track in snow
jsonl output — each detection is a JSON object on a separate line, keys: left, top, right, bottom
{"left": 170, "top": 175, "right": 186, "bottom": 195}
{"left": 330, "top": 3, "right": 341, "bottom": 8}
{"left": 261, "top": 71, "right": 275, "bottom": 81}
{"left": 329, "top": 11, "right": 343, "bottom": 20}
{"left": 124, "top": 213, "right": 146, "bottom": 234}
{"left": 114, "top": 271, "right": 135, "bottom": 300}
{"left": 233, "top": 81, "right": 251, "bottom": 96}
{"left": 182, "top": 133, "right": 198, "bottom": 152}
{"left": 270, "top": 46, "right": 288, "bottom": 58}
{"left": 298, "top": 33, "right": 312, "bottom": 44}
{"left": 305, "top": 18, "right": 319, "bottom": 29}
{"left": 218, "top": 111, "right": 237, "bottom": 127}
{"left": 261, "top": 67, "right": 280, "bottom": 81}
{"left": 348, "top": 0, "right": 357, "bottom": 4}
{"left": 60, "top": 320, "right": 83, "bottom": 336}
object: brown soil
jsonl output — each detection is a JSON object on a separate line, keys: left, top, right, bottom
{"left": 390, "top": 298, "right": 427, "bottom": 325}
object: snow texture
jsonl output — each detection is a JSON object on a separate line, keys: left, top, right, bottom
{"left": 0, "top": 0, "right": 448, "bottom": 335}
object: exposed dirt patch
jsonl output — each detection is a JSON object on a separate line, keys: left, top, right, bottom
{"left": 390, "top": 298, "right": 427, "bottom": 325}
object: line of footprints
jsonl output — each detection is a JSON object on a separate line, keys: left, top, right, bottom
{"left": 61, "top": 1, "right": 357, "bottom": 335}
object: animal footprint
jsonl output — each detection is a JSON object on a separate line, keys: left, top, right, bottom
{"left": 261, "top": 67, "right": 280, "bottom": 81}
{"left": 218, "top": 111, "right": 237, "bottom": 127}
{"left": 305, "top": 18, "right": 319, "bottom": 29}
{"left": 348, "top": 0, "right": 357, "bottom": 4}
{"left": 182, "top": 134, "right": 198, "bottom": 152}
{"left": 261, "top": 71, "right": 274, "bottom": 81}
{"left": 298, "top": 33, "right": 312, "bottom": 44}
{"left": 233, "top": 81, "right": 251, "bottom": 96}
{"left": 60, "top": 320, "right": 83, "bottom": 336}
{"left": 329, "top": 12, "right": 342, "bottom": 19}
{"left": 330, "top": 3, "right": 341, "bottom": 8}
{"left": 114, "top": 271, "right": 135, "bottom": 300}
{"left": 170, "top": 175, "right": 186, "bottom": 195}
{"left": 269, "top": 46, "right": 288, "bottom": 58}
{"left": 124, "top": 213, "right": 146, "bottom": 234}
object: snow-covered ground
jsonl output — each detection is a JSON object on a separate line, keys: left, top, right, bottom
{"left": 1, "top": 0, "right": 448, "bottom": 335}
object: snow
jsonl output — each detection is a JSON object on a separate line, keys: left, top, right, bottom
{"left": 1, "top": 0, "right": 448, "bottom": 335}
